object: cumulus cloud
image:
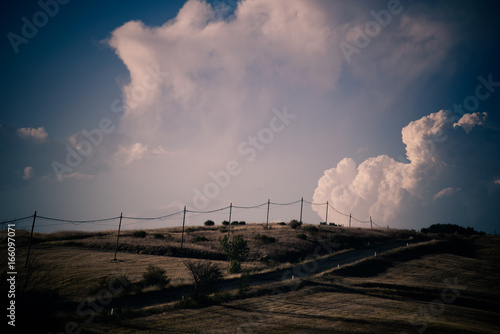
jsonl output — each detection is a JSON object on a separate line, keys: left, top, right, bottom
{"left": 433, "top": 187, "right": 460, "bottom": 200}
{"left": 106, "top": 0, "right": 348, "bottom": 163}
{"left": 313, "top": 110, "right": 500, "bottom": 231}
{"left": 17, "top": 127, "right": 48, "bottom": 142}
{"left": 63, "top": 172, "right": 95, "bottom": 181}
{"left": 115, "top": 143, "right": 167, "bottom": 165}
{"left": 454, "top": 112, "right": 487, "bottom": 133}
{"left": 22, "top": 166, "right": 34, "bottom": 180}
{"left": 97, "top": 0, "right": 471, "bottom": 221}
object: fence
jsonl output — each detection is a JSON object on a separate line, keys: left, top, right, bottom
{"left": 1, "top": 197, "right": 383, "bottom": 265}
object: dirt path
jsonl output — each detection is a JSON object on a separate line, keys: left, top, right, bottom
{"left": 110, "top": 240, "right": 412, "bottom": 310}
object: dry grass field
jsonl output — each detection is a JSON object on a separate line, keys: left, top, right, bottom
{"left": 1, "top": 224, "right": 498, "bottom": 333}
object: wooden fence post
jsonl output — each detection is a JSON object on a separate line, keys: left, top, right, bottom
{"left": 24, "top": 211, "right": 37, "bottom": 268}
{"left": 113, "top": 213, "right": 123, "bottom": 261}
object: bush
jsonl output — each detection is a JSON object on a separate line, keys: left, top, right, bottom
{"left": 186, "top": 227, "right": 196, "bottom": 233}
{"left": 193, "top": 235, "right": 208, "bottom": 242}
{"left": 185, "top": 260, "right": 223, "bottom": 298}
{"left": 222, "top": 220, "right": 230, "bottom": 226}
{"left": 219, "top": 235, "right": 250, "bottom": 274}
{"left": 238, "top": 221, "right": 246, "bottom": 225}
{"left": 278, "top": 222, "right": 286, "bottom": 226}
{"left": 296, "top": 233, "right": 307, "bottom": 240}
{"left": 289, "top": 219, "right": 302, "bottom": 229}
{"left": 154, "top": 233, "right": 165, "bottom": 239}
{"left": 231, "top": 221, "right": 239, "bottom": 226}
{"left": 204, "top": 220, "right": 215, "bottom": 226}
{"left": 142, "top": 264, "right": 170, "bottom": 288}
{"left": 228, "top": 260, "right": 241, "bottom": 274}
{"left": 319, "top": 222, "right": 327, "bottom": 225}
{"left": 304, "top": 225, "right": 319, "bottom": 233}
{"left": 132, "top": 230, "right": 147, "bottom": 238}
{"left": 253, "top": 233, "right": 276, "bottom": 244}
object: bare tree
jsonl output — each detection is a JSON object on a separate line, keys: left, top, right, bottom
{"left": 184, "top": 260, "right": 223, "bottom": 298}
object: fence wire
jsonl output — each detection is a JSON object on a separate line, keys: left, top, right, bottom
{"left": 1, "top": 197, "right": 381, "bottom": 231}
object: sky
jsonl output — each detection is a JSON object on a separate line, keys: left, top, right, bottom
{"left": 1, "top": 0, "right": 499, "bottom": 234}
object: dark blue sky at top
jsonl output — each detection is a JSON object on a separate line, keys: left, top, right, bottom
{"left": 1, "top": 0, "right": 188, "bottom": 138}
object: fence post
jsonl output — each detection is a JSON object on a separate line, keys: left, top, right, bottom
{"left": 113, "top": 213, "right": 123, "bottom": 261}
{"left": 181, "top": 206, "right": 186, "bottom": 250}
{"left": 325, "top": 201, "right": 329, "bottom": 225}
{"left": 24, "top": 211, "right": 37, "bottom": 268}
{"left": 299, "top": 197, "right": 303, "bottom": 223}
{"left": 227, "top": 203, "right": 232, "bottom": 237}
{"left": 266, "top": 199, "right": 270, "bottom": 229}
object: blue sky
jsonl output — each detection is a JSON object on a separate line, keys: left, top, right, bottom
{"left": 1, "top": 0, "right": 499, "bottom": 233}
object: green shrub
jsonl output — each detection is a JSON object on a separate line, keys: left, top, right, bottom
{"left": 219, "top": 235, "right": 250, "bottom": 274}
{"left": 238, "top": 221, "right": 246, "bottom": 225}
{"left": 228, "top": 260, "right": 242, "bottom": 274}
{"left": 278, "top": 222, "right": 286, "bottom": 225}
{"left": 231, "top": 221, "right": 239, "bottom": 226}
{"left": 289, "top": 219, "right": 302, "bottom": 229}
{"left": 132, "top": 230, "right": 147, "bottom": 238}
{"left": 296, "top": 233, "right": 307, "bottom": 240}
{"left": 186, "top": 227, "right": 196, "bottom": 233}
{"left": 253, "top": 233, "right": 276, "bottom": 244}
{"left": 193, "top": 235, "right": 208, "bottom": 242}
{"left": 204, "top": 220, "right": 215, "bottom": 226}
{"left": 142, "top": 264, "right": 170, "bottom": 288}
{"left": 222, "top": 220, "right": 230, "bottom": 226}
{"left": 154, "top": 233, "right": 165, "bottom": 239}
{"left": 304, "top": 225, "right": 319, "bottom": 233}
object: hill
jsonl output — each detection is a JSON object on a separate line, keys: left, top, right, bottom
{"left": 1, "top": 223, "right": 498, "bottom": 333}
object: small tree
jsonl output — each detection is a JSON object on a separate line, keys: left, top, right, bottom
{"left": 219, "top": 235, "right": 250, "bottom": 273}
{"left": 204, "top": 220, "right": 215, "bottom": 226}
{"left": 289, "top": 219, "right": 302, "bottom": 229}
{"left": 185, "top": 260, "right": 223, "bottom": 298}
{"left": 142, "top": 264, "right": 170, "bottom": 288}
{"left": 132, "top": 230, "right": 147, "bottom": 238}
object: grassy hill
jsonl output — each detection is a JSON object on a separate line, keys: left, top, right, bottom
{"left": 2, "top": 223, "right": 498, "bottom": 333}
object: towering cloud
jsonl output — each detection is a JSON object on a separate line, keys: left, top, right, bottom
{"left": 312, "top": 111, "right": 500, "bottom": 232}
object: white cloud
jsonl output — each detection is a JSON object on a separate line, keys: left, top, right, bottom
{"left": 22, "top": 166, "right": 34, "bottom": 180}
{"left": 312, "top": 110, "right": 499, "bottom": 229}
{"left": 454, "top": 112, "right": 487, "bottom": 133}
{"left": 433, "top": 187, "right": 460, "bottom": 200}
{"left": 63, "top": 172, "right": 95, "bottom": 181}
{"left": 115, "top": 142, "right": 167, "bottom": 165}
{"left": 107, "top": 0, "right": 341, "bottom": 145}
{"left": 17, "top": 127, "right": 48, "bottom": 142}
